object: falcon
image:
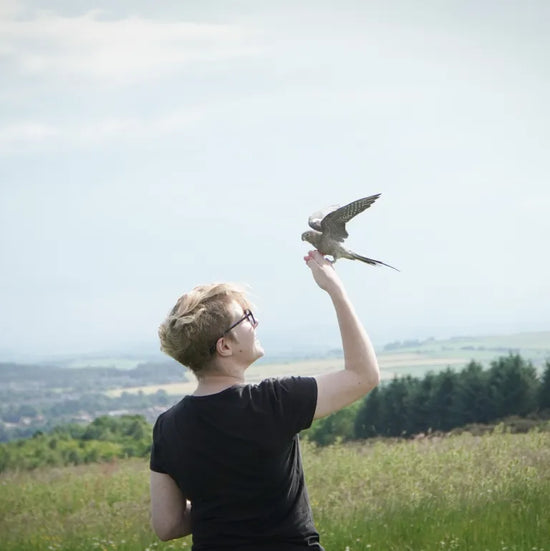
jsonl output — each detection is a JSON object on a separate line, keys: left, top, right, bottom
{"left": 301, "top": 194, "right": 399, "bottom": 270}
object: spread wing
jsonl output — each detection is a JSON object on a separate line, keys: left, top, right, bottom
{"left": 307, "top": 204, "right": 340, "bottom": 231}
{"left": 320, "top": 194, "right": 381, "bottom": 242}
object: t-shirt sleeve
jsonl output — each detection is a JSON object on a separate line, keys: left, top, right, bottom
{"left": 262, "top": 376, "right": 318, "bottom": 439}
{"left": 149, "top": 414, "right": 168, "bottom": 473}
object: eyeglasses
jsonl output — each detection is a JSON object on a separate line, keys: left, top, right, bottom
{"left": 225, "top": 309, "right": 257, "bottom": 334}
{"left": 209, "top": 309, "right": 257, "bottom": 354}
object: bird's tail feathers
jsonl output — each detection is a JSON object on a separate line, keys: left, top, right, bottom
{"left": 351, "top": 252, "right": 400, "bottom": 271}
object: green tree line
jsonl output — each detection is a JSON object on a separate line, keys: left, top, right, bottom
{"left": 305, "top": 354, "right": 550, "bottom": 445}
{"left": 0, "top": 414, "right": 152, "bottom": 472}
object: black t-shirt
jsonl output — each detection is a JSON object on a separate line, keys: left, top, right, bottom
{"left": 150, "top": 376, "right": 324, "bottom": 551}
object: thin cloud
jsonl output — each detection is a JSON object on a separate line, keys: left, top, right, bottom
{"left": 1, "top": 9, "right": 261, "bottom": 83}
{"left": 0, "top": 121, "right": 59, "bottom": 151}
{"left": 0, "top": 109, "right": 205, "bottom": 152}
{"left": 0, "top": 0, "right": 20, "bottom": 18}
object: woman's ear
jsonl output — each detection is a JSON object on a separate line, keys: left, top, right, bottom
{"left": 215, "top": 336, "right": 233, "bottom": 357}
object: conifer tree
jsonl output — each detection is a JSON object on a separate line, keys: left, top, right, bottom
{"left": 539, "top": 360, "right": 550, "bottom": 411}
{"left": 354, "top": 386, "right": 382, "bottom": 438}
{"left": 427, "top": 368, "right": 458, "bottom": 431}
{"left": 487, "top": 354, "right": 538, "bottom": 419}
{"left": 404, "top": 374, "right": 433, "bottom": 435}
{"left": 454, "top": 361, "right": 491, "bottom": 424}
{"left": 379, "top": 377, "right": 411, "bottom": 436}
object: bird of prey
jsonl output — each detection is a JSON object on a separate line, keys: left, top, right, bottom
{"left": 301, "top": 194, "right": 399, "bottom": 270}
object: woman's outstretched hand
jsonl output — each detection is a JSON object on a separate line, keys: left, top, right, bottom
{"left": 303, "top": 250, "right": 344, "bottom": 294}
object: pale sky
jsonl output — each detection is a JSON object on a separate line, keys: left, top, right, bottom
{"left": 1, "top": 0, "right": 549, "bottom": 361}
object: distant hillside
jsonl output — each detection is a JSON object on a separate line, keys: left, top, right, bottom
{"left": 1, "top": 330, "right": 548, "bottom": 442}
{"left": 383, "top": 331, "right": 550, "bottom": 354}
{"left": 0, "top": 360, "right": 187, "bottom": 442}
{"left": 379, "top": 331, "right": 550, "bottom": 378}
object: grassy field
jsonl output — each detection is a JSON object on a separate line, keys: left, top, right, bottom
{"left": 1, "top": 429, "right": 548, "bottom": 550}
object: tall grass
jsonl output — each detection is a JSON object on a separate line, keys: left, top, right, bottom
{"left": 305, "top": 427, "right": 550, "bottom": 550}
{"left": 1, "top": 428, "right": 548, "bottom": 550}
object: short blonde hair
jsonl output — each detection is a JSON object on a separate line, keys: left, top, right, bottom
{"left": 158, "top": 283, "right": 252, "bottom": 375}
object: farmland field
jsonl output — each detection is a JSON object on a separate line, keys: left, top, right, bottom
{"left": 106, "top": 355, "right": 466, "bottom": 397}
{"left": 1, "top": 429, "right": 549, "bottom": 550}
{"left": 106, "top": 331, "right": 550, "bottom": 397}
